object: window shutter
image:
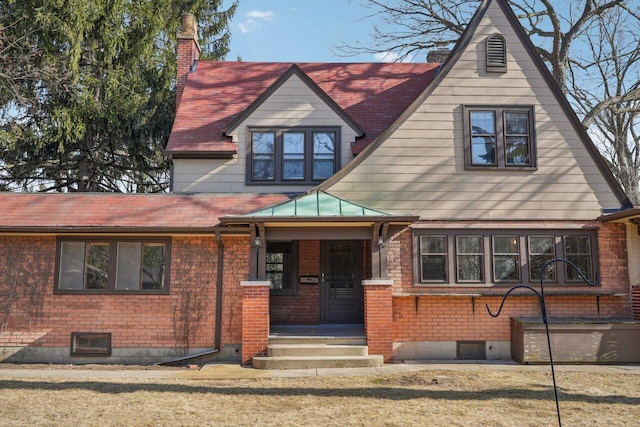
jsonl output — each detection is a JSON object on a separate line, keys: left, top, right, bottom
{"left": 486, "top": 34, "right": 507, "bottom": 72}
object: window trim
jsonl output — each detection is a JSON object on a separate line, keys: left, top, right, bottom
{"left": 563, "top": 235, "right": 594, "bottom": 283}
{"left": 413, "top": 229, "right": 598, "bottom": 287}
{"left": 247, "top": 126, "right": 341, "bottom": 185}
{"left": 492, "top": 235, "right": 521, "bottom": 283}
{"left": 419, "top": 235, "right": 449, "bottom": 283}
{"left": 455, "top": 235, "right": 485, "bottom": 283}
{"left": 54, "top": 237, "right": 171, "bottom": 294}
{"left": 267, "top": 240, "right": 299, "bottom": 296}
{"left": 463, "top": 105, "right": 537, "bottom": 170}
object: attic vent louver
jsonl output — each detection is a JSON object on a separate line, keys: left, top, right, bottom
{"left": 486, "top": 34, "right": 507, "bottom": 73}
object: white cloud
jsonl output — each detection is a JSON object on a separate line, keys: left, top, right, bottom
{"left": 374, "top": 51, "right": 414, "bottom": 63}
{"left": 374, "top": 52, "right": 400, "bottom": 63}
{"left": 238, "top": 10, "right": 275, "bottom": 33}
{"left": 246, "top": 10, "right": 275, "bottom": 21}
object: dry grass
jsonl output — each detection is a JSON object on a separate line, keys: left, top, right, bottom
{"left": 1, "top": 369, "right": 638, "bottom": 426}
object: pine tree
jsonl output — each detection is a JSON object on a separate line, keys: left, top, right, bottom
{"left": 0, "top": 0, "right": 237, "bottom": 192}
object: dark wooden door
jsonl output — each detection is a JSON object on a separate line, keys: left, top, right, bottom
{"left": 321, "top": 241, "right": 363, "bottom": 323}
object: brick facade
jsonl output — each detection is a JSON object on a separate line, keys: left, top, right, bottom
{"left": 389, "top": 221, "right": 631, "bottom": 347}
{"left": 0, "top": 235, "right": 219, "bottom": 359}
{"left": 0, "top": 220, "right": 633, "bottom": 363}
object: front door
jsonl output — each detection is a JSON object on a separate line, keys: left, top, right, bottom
{"left": 321, "top": 240, "right": 363, "bottom": 323}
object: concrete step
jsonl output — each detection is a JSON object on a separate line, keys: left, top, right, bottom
{"left": 252, "top": 355, "right": 384, "bottom": 370}
{"left": 268, "top": 336, "right": 367, "bottom": 346}
{"left": 268, "top": 344, "right": 368, "bottom": 357}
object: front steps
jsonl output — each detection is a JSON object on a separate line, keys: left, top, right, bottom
{"left": 252, "top": 328, "right": 383, "bottom": 369}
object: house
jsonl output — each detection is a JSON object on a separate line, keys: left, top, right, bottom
{"left": 1, "top": 0, "right": 638, "bottom": 366}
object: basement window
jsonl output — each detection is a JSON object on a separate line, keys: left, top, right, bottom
{"left": 71, "top": 332, "right": 112, "bottom": 357}
{"left": 457, "top": 341, "right": 486, "bottom": 360}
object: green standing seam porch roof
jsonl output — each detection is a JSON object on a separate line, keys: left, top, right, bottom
{"left": 243, "top": 191, "right": 389, "bottom": 217}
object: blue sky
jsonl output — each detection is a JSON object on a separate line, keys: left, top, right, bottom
{"left": 226, "top": 0, "right": 382, "bottom": 62}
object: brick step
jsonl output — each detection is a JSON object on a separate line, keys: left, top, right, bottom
{"left": 268, "top": 335, "right": 367, "bottom": 346}
{"left": 252, "top": 355, "right": 384, "bottom": 370}
{"left": 268, "top": 344, "right": 368, "bottom": 357}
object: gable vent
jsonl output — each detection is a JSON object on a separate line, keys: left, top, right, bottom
{"left": 486, "top": 34, "right": 507, "bottom": 73}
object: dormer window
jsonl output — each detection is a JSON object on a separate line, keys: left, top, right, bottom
{"left": 486, "top": 34, "right": 507, "bottom": 72}
{"left": 249, "top": 127, "right": 340, "bottom": 184}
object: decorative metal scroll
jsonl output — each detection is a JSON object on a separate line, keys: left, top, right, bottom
{"left": 486, "top": 259, "right": 598, "bottom": 427}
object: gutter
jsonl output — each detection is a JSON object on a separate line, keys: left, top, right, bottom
{"left": 214, "top": 230, "right": 224, "bottom": 350}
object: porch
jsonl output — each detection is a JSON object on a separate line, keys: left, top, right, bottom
{"left": 221, "top": 191, "right": 417, "bottom": 368}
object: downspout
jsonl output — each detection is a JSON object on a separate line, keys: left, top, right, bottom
{"left": 214, "top": 230, "right": 224, "bottom": 350}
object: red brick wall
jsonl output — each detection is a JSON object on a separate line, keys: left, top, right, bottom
{"left": 241, "top": 284, "right": 270, "bottom": 363}
{"left": 219, "top": 235, "right": 250, "bottom": 346}
{"left": 389, "top": 221, "right": 632, "bottom": 343}
{"left": 393, "top": 294, "right": 628, "bottom": 342}
{"left": 270, "top": 240, "right": 321, "bottom": 325}
{"left": 364, "top": 283, "right": 393, "bottom": 361}
{"left": 0, "top": 235, "right": 219, "bottom": 351}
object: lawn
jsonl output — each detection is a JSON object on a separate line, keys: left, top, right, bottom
{"left": 0, "top": 368, "right": 638, "bottom": 426}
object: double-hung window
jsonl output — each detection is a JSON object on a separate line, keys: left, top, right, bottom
{"left": 464, "top": 105, "right": 536, "bottom": 169}
{"left": 250, "top": 127, "right": 340, "bottom": 184}
{"left": 415, "top": 230, "right": 596, "bottom": 286}
{"left": 56, "top": 238, "right": 170, "bottom": 293}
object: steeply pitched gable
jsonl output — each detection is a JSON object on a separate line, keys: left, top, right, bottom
{"left": 223, "top": 64, "right": 365, "bottom": 138}
{"left": 321, "top": 0, "right": 629, "bottom": 219}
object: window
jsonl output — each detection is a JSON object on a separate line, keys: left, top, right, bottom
{"left": 528, "top": 236, "right": 556, "bottom": 283}
{"left": 464, "top": 105, "right": 536, "bottom": 169}
{"left": 413, "top": 230, "right": 597, "bottom": 286}
{"left": 419, "top": 235, "right": 448, "bottom": 282}
{"left": 493, "top": 236, "right": 520, "bottom": 282}
{"left": 564, "top": 236, "right": 593, "bottom": 282}
{"left": 456, "top": 236, "right": 484, "bottom": 282}
{"left": 56, "top": 238, "right": 170, "bottom": 293}
{"left": 71, "top": 332, "right": 112, "bottom": 356}
{"left": 249, "top": 127, "right": 340, "bottom": 184}
{"left": 266, "top": 241, "right": 298, "bottom": 295}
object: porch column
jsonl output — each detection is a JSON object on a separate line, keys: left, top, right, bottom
{"left": 363, "top": 279, "right": 394, "bottom": 362}
{"left": 240, "top": 280, "right": 271, "bottom": 364}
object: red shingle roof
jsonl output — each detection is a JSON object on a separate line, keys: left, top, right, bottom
{"left": 0, "top": 193, "right": 289, "bottom": 231}
{"left": 166, "top": 62, "right": 440, "bottom": 155}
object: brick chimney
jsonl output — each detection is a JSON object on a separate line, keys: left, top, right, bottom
{"left": 177, "top": 13, "right": 201, "bottom": 107}
{"left": 427, "top": 48, "right": 451, "bottom": 64}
